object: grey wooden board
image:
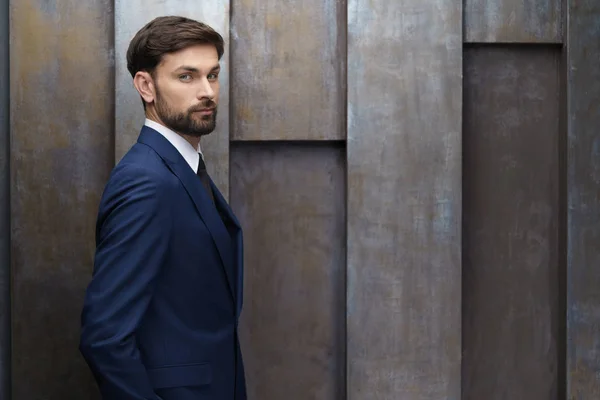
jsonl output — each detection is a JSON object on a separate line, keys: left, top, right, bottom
{"left": 462, "top": 46, "right": 560, "bottom": 400}
{"left": 346, "top": 0, "right": 462, "bottom": 398}
{"left": 464, "top": 0, "right": 562, "bottom": 43}
{"left": 115, "top": 1, "right": 230, "bottom": 197}
{"left": 230, "top": 0, "right": 345, "bottom": 140}
{"left": 10, "top": 0, "right": 112, "bottom": 398}
{"left": 231, "top": 143, "right": 346, "bottom": 399}
{"left": 566, "top": 1, "right": 600, "bottom": 398}
{"left": 0, "top": 0, "right": 10, "bottom": 397}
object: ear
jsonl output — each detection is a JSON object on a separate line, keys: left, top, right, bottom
{"left": 132, "top": 71, "right": 156, "bottom": 105}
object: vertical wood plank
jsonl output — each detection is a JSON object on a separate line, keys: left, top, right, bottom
{"left": 231, "top": 143, "right": 346, "bottom": 399}
{"left": 0, "top": 0, "right": 10, "bottom": 397}
{"left": 115, "top": 2, "right": 230, "bottom": 195}
{"left": 462, "top": 46, "right": 560, "bottom": 400}
{"left": 464, "top": 0, "right": 562, "bottom": 43}
{"left": 346, "top": 1, "right": 462, "bottom": 398}
{"left": 566, "top": 1, "right": 600, "bottom": 397}
{"left": 230, "top": 0, "right": 346, "bottom": 141}
{"left": 10, "top": 0, "right": 113, "bottom": 398}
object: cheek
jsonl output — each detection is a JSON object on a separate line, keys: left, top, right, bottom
{"left": 212, "top": 83, "right": 220, "bottom": 102}
{"left": 164, "top": 91, "right": 189, "bottom": 110}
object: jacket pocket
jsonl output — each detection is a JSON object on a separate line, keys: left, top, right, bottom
{"left": 147, "top": 362, "right": 212, "bottom": 389}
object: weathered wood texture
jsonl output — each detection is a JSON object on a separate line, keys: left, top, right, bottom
{"left": 230, "top": 0, "right": 346, "bottom": 141}
{"left": 231, "top": 143, "right": 346, "bottom": 399}
{"left": 346, "top": 0, "right": 462, "bottom": 398}
{"left": 464, "top": 0, "right": 562, "bottom": 43}
{"left": 0, "top": 0, "right": 10, "bottom": 397}
{"left": 10, "top": 0, "right": 113, "bottom": 398}
{"left": 115, "top": 1, "right": 231, "bottom": 196}
{"left": 462, "top": 46, "right": 560, "bottom": 400}
{"left": 566, "top": 1, "right": 600, "bottom": 398}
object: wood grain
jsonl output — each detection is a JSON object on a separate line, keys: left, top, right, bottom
{"left": 465, "top": 0, "right": 562, "bottom": 43}
{"left": 230, "top": 0, "right": 345, "bottom": 141}
{"left": 10, "top": 0, "right": 113, "bottom": 398}
{"left": 115, "top": 1, "right": 231, "bottom": 197}
{"left": 566, "top": 1, "right": 600, "bottom": 398}
{"left": 231, "top": 142, "right": 346, "bottom": 399}
{"left": 462, "top": 46, "right": 560, "bottom": 400}
{"left": 346, "top": 0, "right": 463, "bottom": 398}
{"left": 0, "top": 0, "right": 9, "bottom": 397}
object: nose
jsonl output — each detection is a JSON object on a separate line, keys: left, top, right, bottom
{"left": 197, "top": 77, "right": 215, "bottom": 99}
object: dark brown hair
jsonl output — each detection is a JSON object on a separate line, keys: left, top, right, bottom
{"left": 126, "top": 16, "right": 224, "bottom": 78}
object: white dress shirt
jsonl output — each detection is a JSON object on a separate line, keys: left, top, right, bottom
{"left": 144, "top": 118, "right": 203, "bottom": 173}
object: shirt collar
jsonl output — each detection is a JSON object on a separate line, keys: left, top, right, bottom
{"left": 144, "top": 118, "right": 203, "bottom": 172}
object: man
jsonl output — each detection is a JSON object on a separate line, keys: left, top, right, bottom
{"left": 80, "top": 16, "right": 245, "bottom": 400}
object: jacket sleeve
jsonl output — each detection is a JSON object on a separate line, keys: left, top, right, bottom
{"left": 79, "top": 164, "right": 171, "bottom": 400}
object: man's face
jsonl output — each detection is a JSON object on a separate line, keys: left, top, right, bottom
{"left": 148, "top": 44, "right": 220, "bottom": 137}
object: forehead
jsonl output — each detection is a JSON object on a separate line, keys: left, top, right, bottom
{"left": 159, "top": 44, "right": 219, "bottom": 71}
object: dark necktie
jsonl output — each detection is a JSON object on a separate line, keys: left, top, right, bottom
{"left": 197, "top": 155, "right": 215, "bottom": 204}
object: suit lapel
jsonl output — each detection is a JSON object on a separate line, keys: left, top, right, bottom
{"left": 138, "top": 127, "right": 236, "bottom": 301}
{"left": 210, "top": 179, "right": 240, "bottom": 229}
{"left": 210, "top": 180, "right": 244, "bottom": 316}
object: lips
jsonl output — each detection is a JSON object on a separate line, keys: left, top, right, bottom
{"left": 194, "top": 108, "right": 215, "bottom": 115}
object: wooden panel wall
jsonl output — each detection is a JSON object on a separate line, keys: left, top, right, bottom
{"left": 115, "top": 1, "right": 231, "bottom": 193}
{"left": 230, "top": 0, "right": 345, "bottom": 141}
{"left": 231, "top": 143, "right": 346, "bottom": 399}
{"left": 346, "top": 0, "right": 463, "bottom": 398}
{"left": 566, "top": 1, "right": 600, "bottom": 398}
{"left": 462, "top": 2, "right": 564, "bottom": 400}
{"left": 9, "top": 0, "right": 113, "bottom": 399}
{"left": 229, "top": 1, "right": 347, "bottom": 396}
{"left": 462, "top": 46, "right": 560, "bottom": 399}
{"left": 464, "top": 0, "right": 562, "bottom": 43}
{"left": 0, "top": 0, "right": 10, "bottom": 398}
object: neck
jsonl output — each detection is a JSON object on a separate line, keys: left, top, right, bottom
{"left": 145, "top": 111, "right": 201, "bottom": 151}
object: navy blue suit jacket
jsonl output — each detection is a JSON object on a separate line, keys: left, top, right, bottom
{"left": 80, "top": 126, "right": 246, "bottom": 400}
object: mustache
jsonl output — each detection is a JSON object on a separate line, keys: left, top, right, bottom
{"left": 189, "top": 100, "right": 217, "bottom": 113}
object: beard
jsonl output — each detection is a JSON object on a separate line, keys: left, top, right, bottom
{"left": 154, "top": 92, "right": 218, "bottom": 137}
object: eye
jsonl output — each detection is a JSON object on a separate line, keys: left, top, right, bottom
{"left": 207, "top": 73, "right": 219, "bottom": 81}
{"left": 179, "top": 74, "right": 192, "bottom": 82}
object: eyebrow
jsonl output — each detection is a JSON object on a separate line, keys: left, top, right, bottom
{"left": 175, "top": 64, "right": 221, "bottom": 73}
